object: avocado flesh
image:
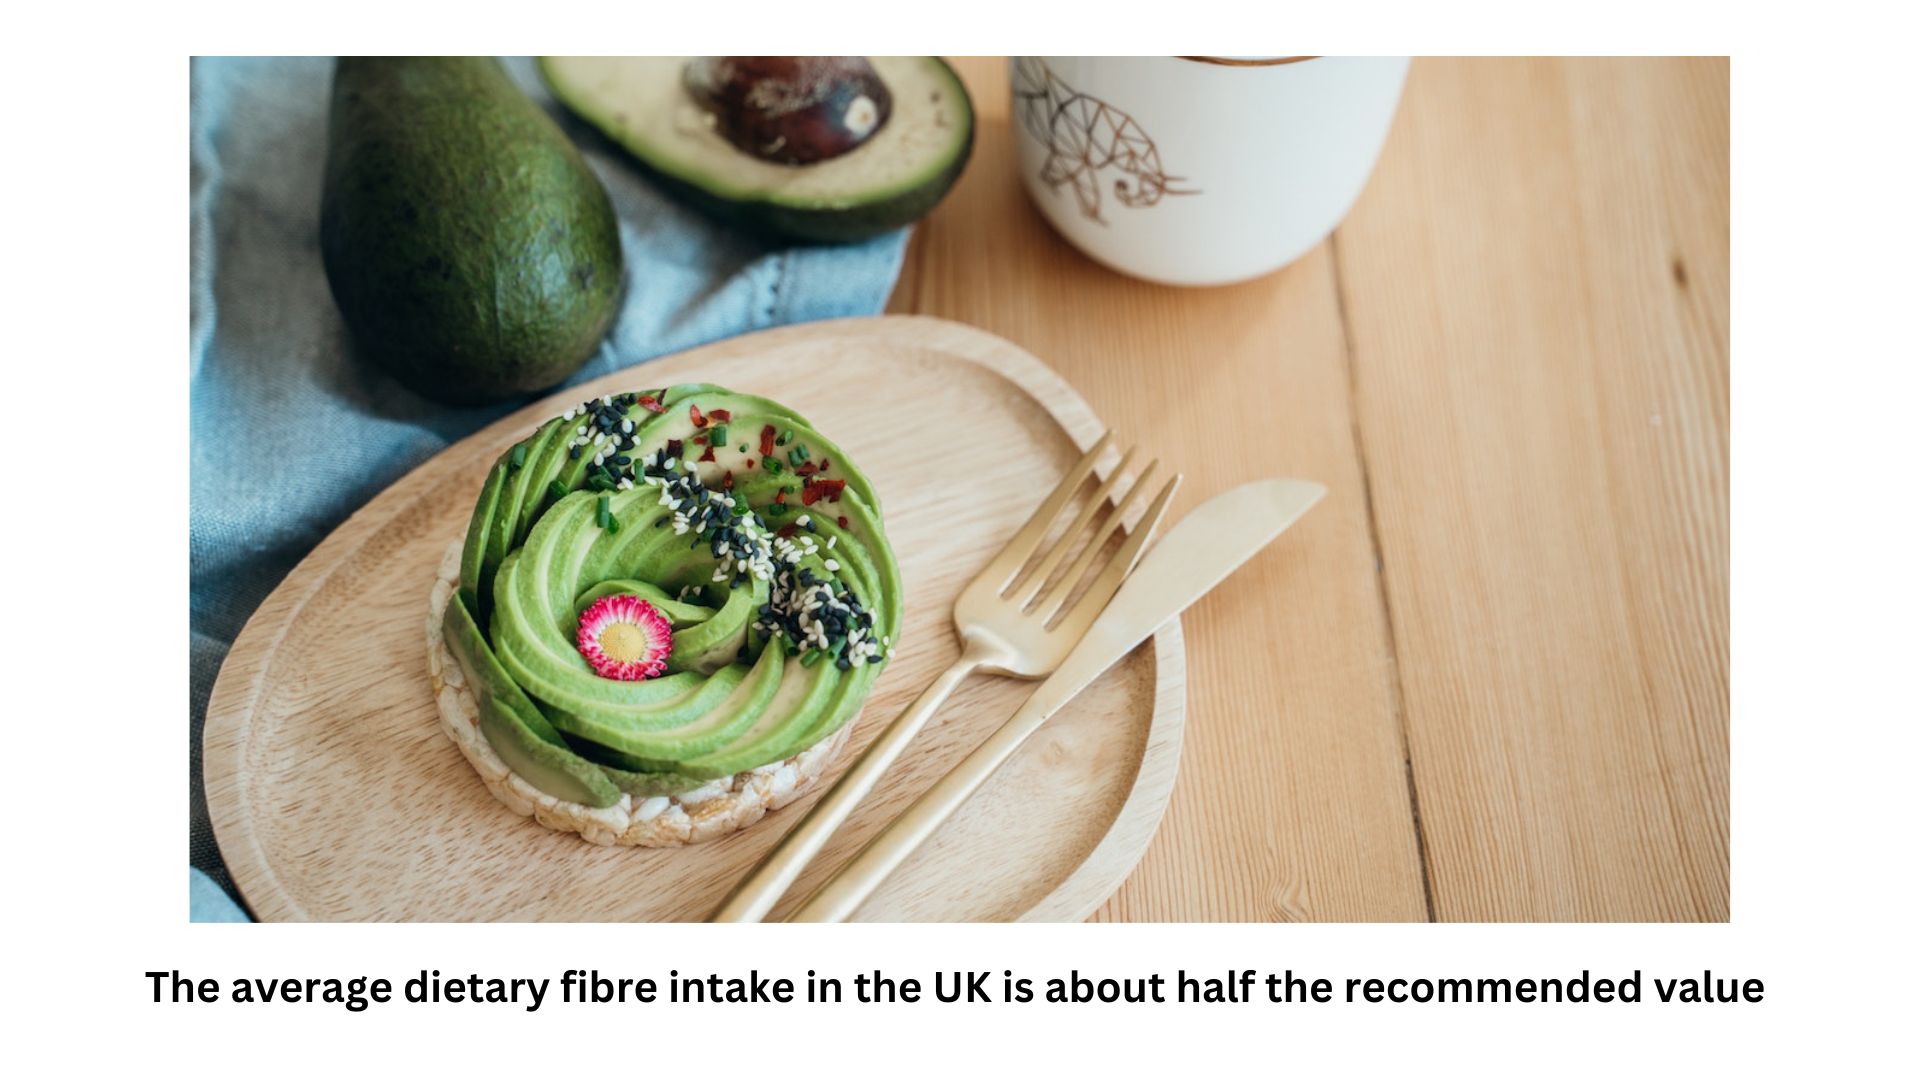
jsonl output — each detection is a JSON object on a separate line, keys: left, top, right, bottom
{"left": 461, "top": 384, "right": 903, "bottom": 789}
{"left": 458, "top": 456, "right": 509, "bottom": 618}
{"left": 663, "top": 575, "right": 763, "bottom": 674}
{"left": 575, "top": 580, "right": 714, "bottom": 628}
{"left": 442, "top": 593, "right": 622, "bottom": 808}
{"left": 539, "top": 56, "right": 973, "bottom": 243}
{"left": 320, "top": 57, "right": 623, "bottom": 404}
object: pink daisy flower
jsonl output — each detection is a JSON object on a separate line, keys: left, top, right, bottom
{"left": 576, "top": 594, "right": 672, "bottom": 680}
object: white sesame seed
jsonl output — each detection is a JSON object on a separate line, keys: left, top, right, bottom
{"left": 827, "top": 535, "right": 838, "bottom": 549}
{"left": 825, "top": 559, "right": 840, "bottom": 573}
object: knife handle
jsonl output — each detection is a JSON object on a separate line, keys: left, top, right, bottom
{"left": 784, "top": 675, "right": 1071, "bottom": 922}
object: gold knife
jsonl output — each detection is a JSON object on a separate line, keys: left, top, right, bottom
{"left": 785, "top": 477, "right": 1327, "bottom": 922}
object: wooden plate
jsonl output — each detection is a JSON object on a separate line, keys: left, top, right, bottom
{"left": 204, "top": 315, "right": 1185, "bottom": 921}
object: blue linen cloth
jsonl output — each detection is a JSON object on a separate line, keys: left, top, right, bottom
{"left": 190, "top": 57, "right": 909, "bottom": 921}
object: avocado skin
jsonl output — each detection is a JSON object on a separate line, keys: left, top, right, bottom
{"left": 320, "top": 57, "right": 623, "bottom": 405}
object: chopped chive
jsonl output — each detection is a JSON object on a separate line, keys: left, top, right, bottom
{"left": 708, "top": 424, "right": 729, "bottom": 446}
{"left": 738, "top": 444, "right": 748, "bottom": 453}
{"left": 763, "top": 457, "right": 783, "bottom": 475}
{"left": 547, "top": 480, "right": 568, "bottom": 501}
{"left": 596, "top": 494, "right": 611, "bottom": 528}
{"left": 801, "top": 649, "right": 823, "bottom": 668}
{"left": 605, "top": 514, "right": 621, "bottom": 534}
{"left": 508, "top": 444, "right": 527, "bottom": 470}
{"left": 788, "top": 446, "right": 808, "bottom": 466}
{"left": 766, "top": 502, "right": 789, "bottom": 516}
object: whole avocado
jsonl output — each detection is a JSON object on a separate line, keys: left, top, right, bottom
{"left": 320, "top": 57, "right": 623, "bottom": 405}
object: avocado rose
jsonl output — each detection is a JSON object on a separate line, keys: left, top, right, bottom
{"left": 427, "top": 385, "right": 903, "bottom": 846}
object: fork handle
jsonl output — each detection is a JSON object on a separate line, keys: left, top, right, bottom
{"left": 785, "top": 681, "right": 1058, "bottom": 922}
{"left": 709, "top": 650, "right": 984, "bottom": 922}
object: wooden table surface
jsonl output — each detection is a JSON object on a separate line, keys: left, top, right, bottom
{"left": 889, "top": 57, "right": 1729, "bottom": 921}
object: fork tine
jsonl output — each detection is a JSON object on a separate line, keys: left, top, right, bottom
{"left": 1037, "top": 471, "right": 1181, "bottom": 632}
{"left": 1025, "top": 458, "right": 1158, "bottom": 615}
{"left": 1007, "top": 443, "right": 1139, "bottom": 608}
{"left": 979, "top": 431, "right": 1113, "bottom": 591}
{"left": 1021, "top": 456, "right": 1157, "bottom": 615}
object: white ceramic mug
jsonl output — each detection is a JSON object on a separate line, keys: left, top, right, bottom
{"left": 1010, "top": 56, "right": 1409, "bottom": 286}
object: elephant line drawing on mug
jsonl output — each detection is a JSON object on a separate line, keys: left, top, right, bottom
{"left": 1013, "top": 58, "right": 1199, "bottom": 224}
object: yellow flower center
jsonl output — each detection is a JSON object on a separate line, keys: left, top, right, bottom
{"left": 599, "top": 622, "right": 650, "bottom": 663}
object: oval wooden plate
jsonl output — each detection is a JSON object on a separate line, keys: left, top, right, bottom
{"left": 204, "top": 316, "right": 1185, "bottom": 921}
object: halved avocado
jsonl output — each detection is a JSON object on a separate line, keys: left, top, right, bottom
{"left": 539, "top": 56, "right": 973, "bottom": 243}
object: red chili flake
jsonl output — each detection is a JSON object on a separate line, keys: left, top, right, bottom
{"left": 745, "top": 458, "right": 756, "bottom": 469}
{"left": 698, "top": 445, "right": 716, "bottom": 462}
{"left": 720, "top": 471, "right": 734, "bottom": 490}
{"left": 689, "top": 403, "right": 707, "bottom": 428}
{"left": 693, "top": 433, "right": 708, "bottom": 445}
{"left": 759, "top": 424, "right": 777, "bottom": 457}
{"left": 774, "top": 489, "right": 787, "bottom": 504}
{"left": 710, "top": 409, "right": 732, "bottom": 423}
{"left": 666, "top": 439, "right": 683, "bottom": 458}
{"left": 837, "top": 516, "right": 849, "bottom": 528}
{"left": 776, "top": 523, "right": 800, "bottom": 539}
{"left": 638, "top": 395, "right": 665, "bottom": 414}
{"left": 794, "top": 462, "right": 819, "bottom": 477}
{"left": 802, "top": 478, "right": 846, "bottom": 505}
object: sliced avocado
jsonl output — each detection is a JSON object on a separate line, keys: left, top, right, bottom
{"left": 678, "top": 648, "right": 836, "bottom": 779}
{"left": 555, "top": 637, "right": 786, "bottom": 763}
{"left": 442, "top": 593, "right": 621, "bottom": 808}
{"left": 458, "top": 454, "right": 509, "bottom": 619}
{"left": 574, "top": 580, "right": 714, "bottom": 628}
{"left": 582, "top": 752, "right": 709, "bottom": 797}
{"left": 456, "top": 383, "right": 906, "bottom": 789}
{"left": 663, "top": 575, "right": 766, "bottom": 674}
{"left": 539, "top": 57, "right": 973, "bottom": 243}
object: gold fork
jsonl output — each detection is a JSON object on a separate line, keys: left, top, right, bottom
{"left": 710, "top": 433, "right": 1181, "bottom": 921}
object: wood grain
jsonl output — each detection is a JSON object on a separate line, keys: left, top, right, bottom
{"left": 204, "top": 318, "right": 1185, "bottom": 921}
{"left": 893, "top": 58, "right": 1728, "bottom": 920}
{"left": 1333, "top": 58, "right": 1730, "bottom": 919}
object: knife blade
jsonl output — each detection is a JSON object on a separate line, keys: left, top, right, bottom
{"left": 786, "top": 477, "right": 1327, "bottom": 921}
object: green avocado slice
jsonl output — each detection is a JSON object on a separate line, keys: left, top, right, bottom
{"left": 493, "top": 415, "right": 570, "bottom": 565}
{"left": 458, "top": 455, "right": 509, "bottom": 619}
{"left": 441, "top": 592, "right": 621, "bottom": 808}
{"left": 664, "top": 575, "right": 765, "bottom": 674}
{"left": 554, "top": 636, "right": 786, "bottom": 762}
{"left": 574, "top": 579, "right": 714, "bottom": 628}
{"left": 581, "top": 753, "right": 709, "bottom": 797}
{"left": 538, "top": 57, "right": 973, "bottom": 243}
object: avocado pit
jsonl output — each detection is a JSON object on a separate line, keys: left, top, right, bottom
{"left": 683, "top": 56, "right": 892, "bottom": 165}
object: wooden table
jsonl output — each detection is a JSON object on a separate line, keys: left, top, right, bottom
{"left": 889, "top": 57, "right": 1729, "bottom": 921}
